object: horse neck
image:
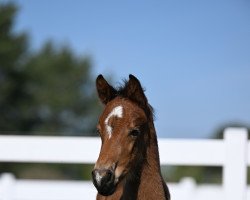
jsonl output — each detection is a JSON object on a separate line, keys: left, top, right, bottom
{"left": 136, "top": 120, "right": 169, "bottom": 199}
{"left": 138, "top": 120, "right": 162, "bottom": 184}
{"left": 120, "top": 121, "right": 164, "bottom": 199}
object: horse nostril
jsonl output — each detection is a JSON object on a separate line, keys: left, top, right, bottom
{"left": 105, "top": 170, "right": 113, "bottom": 182}
{"left": 92, "top": 168, "right": 114, "bottom": 187}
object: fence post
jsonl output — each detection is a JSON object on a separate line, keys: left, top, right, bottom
{"left": 0, "top": 173, "right": 15, "bottom": 200}
{"left": 179, "top": 177, "right": 196, "bottom": 200}
{"left": 223, "top": 127, "right": 248, "bottom": 200}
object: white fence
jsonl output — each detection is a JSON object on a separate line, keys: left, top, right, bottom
{"left": 0, "top": 174, "right": 225, "bottom": 200}
{"left": 0, "top": 127, "right": 248, "bottom": 200}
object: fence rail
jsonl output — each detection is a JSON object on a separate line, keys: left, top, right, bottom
{"left": 0, "top": 127, "right": 248, "bottom": 200}
{"left": 0, "top": 173, "right": 225, "bottom": 200}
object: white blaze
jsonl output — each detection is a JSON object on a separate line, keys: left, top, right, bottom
{"left": 105, "top": 105, "right": 123, "bottom": 138}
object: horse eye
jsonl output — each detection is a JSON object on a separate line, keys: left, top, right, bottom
{"left": 129, "top": 129, "right": 140, "bottom": 137}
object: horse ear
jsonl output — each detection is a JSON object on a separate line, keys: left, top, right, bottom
{"left": 125, "top": 74, "right": 148, "bottom": 108}
{"left": 96, "top": 75, "right": 116, "bottom": 104}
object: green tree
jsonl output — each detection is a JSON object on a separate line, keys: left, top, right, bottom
{"left": 23, "top": 42, "right": 100, "bottom": 135}
{"left": 0, "top": 2, "right": 100, "bottom": 135}
{"left": 0, "top": 2, "right": 30, "bottom": 132}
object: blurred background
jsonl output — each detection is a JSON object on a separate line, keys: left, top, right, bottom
{"left": 0, "top": 0, "right": 249, "bottom": 184}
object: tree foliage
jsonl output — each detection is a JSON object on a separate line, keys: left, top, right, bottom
{"left": 0, "top": 2, "right": 100, "bottom": 136}
{"left": 0, "top": 2, "right": 30, "bottom": 132}
{"left": 23, "top": 42, "right": 100, "bottom": 135}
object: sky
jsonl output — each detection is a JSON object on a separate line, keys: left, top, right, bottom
{"left": 11, "top": 0, "right": 250, "bottom": 138}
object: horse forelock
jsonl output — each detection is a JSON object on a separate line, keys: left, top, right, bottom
{"left": 112, "top": 79, "right": 155, "bottom": 121}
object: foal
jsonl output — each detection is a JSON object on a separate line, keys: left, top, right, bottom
{"left": 92, "top": 74, "right": 170, "bottom": 200}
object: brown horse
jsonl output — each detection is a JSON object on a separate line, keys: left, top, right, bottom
{"left": 92, "top": 74, "right": 170, "bottom": 200}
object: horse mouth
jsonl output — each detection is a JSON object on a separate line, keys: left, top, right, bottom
{"left": 93, "top": 180, "right": 117, "bottom": 196}
{"left": 96, "top": 184, "right": 117, "bottom": 196}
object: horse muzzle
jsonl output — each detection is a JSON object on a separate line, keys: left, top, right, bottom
{"left": 92, "top": 168, "right": 116, "bottom": 196}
